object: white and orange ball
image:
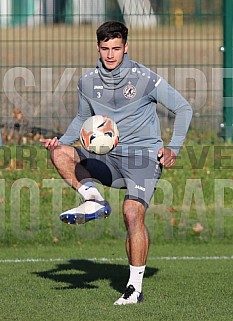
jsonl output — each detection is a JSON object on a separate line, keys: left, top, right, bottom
{"left": 80, "top": 115, "right": 119, "bottom": 154}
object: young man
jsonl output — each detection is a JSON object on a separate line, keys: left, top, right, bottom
{"left": 40, "top": 21, "right": 192, "bottom": 305}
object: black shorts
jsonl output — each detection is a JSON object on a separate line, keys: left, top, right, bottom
{"left": 75, "top": 147, "right": 162, "bottom": 208}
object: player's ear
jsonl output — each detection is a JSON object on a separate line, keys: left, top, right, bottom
{"left": 124, "top": 42, "right": 128, "bottom": 54}
{"left": 97, "top": 44, "right": 100, "bottom": 52}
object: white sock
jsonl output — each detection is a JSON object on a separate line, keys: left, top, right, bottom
{"left": 78, "top": 182, "right": 104, "bottom": 201}
{"left": 127, "top": 265, "right": 145, "bottom": 293}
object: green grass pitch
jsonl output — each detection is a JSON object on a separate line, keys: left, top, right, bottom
{"left": 1, "top": 143, "right": 233, "bottom": 320}
{"left": 0, "top": 243, "right": 233, "bottom": 321}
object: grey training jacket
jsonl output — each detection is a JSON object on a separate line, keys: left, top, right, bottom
{"left": 59, "top": 54, "right": 193, "bottom": 159}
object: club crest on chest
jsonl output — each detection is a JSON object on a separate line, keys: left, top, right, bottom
{"left": 123, "top": 82, "right": 137, "bottom": 99}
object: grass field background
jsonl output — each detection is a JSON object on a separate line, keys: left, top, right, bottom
{"left": 1, "top": 140, "right": 233, "bottom": 246}
{"left": 1, "top": 243, "right": 233, "bottom": 321}
{"left": 1, "top": 141, "right": 233, "bottom": 320}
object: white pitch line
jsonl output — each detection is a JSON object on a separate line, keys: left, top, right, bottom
{"left": 0, "top": 256, "right": 233, "bottom": 263}
{"left": 154, "top": 256, "right": 233, "bottom": 260}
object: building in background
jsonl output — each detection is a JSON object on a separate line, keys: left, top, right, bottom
{"left": 0, "top": 0, "right": 157, "bottom": 27}
{"left": 0, "top": 0, "right": 222, "bottom": 28}
{"left": 0, "top": 0, "right": 41, "bottom": 26}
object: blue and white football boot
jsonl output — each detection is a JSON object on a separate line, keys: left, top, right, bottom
{"left": 60, "top": 199, "right": 111, "bottom": 224}
{"left": 114, "top": 285, "right": 144, "bottom": 305}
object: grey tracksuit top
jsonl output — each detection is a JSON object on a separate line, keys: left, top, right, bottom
{"left": 59, "top": 54, "right": 193, "bottom": 159}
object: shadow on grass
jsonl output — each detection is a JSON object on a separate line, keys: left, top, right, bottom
{"left": 33, "top": 259, "right": 159, "bottom": 293}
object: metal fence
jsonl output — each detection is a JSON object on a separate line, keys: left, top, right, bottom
{"left": 0, "top": 0, "right": 230, "bottom": 144}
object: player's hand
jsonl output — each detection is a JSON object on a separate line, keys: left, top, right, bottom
{"left": 40, "top": 137, "right": 61, "bottom": 150}
{"left": 157, "top": 147, "right": 176, "bottom": 168}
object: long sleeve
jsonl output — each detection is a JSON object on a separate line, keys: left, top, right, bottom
{"left": 59, "top": 84, "right": 93, "bottom": 145}
{"left": 153, "top": 78, "right": 193, "bottom": 155}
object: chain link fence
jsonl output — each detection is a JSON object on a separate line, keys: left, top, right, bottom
{"left": 0, "top": 0, "right": 225, "bottom": 144}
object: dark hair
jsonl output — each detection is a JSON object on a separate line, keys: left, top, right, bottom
{"left": 96, "top": 21, "right": 128, "bottom": 45}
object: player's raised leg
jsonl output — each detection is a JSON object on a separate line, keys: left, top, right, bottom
{"left": 50, "top": 144, "right": 111, "bottom": 224}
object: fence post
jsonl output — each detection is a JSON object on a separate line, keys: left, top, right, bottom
{"left": 223, "top": 0, "right": 233, "bottom": 142}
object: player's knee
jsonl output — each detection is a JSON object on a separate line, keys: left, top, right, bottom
{"left": 50, "top": 144, "right": 73, "bottom": 166}
{"left": 123, "top": 200, "right": 145, "bottom": 228}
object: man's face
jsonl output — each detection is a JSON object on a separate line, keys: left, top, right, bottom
{"left": 97, "top": 37, "right": 128, "bottom": 70}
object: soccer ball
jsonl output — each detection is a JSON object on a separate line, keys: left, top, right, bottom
{"left": 79, "top": 115, "right": 119, "bottom": 154}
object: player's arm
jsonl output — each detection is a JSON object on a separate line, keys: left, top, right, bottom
{"left": 59, "top": 80, "right": 93, "bottom": 145}
{"left": 155, "top": 78, "right": 193, "bottom": 156}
